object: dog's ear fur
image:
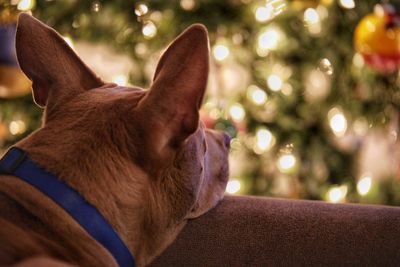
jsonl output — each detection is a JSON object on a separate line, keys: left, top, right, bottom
{"left": 15, "top": 13, "right": 103, "bottom": 108}
{"left": 138, "top": 24, "right": 209, "bottom": 159}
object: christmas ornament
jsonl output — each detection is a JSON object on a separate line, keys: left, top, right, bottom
{"left": 0, "top": 14, "right": 31, "bottom": 98}
{"left": 354, "top": 4, "right": 400, "bottom": 73}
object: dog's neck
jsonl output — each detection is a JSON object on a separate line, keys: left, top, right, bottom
{"left": 15, "top": 124, "right": 182, "bottom": 266}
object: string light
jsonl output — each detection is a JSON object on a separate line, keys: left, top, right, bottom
{"left": 339, "top": 0, "right": 355, "bottom": 9}
{"left": 318, "top": 58, "right": 333, "bottom": 75}
{"left": 357, "top": 175, "right": 372, "bottom": 196}
{"left": 112, "top": 74, "right": 128, "bottom": 86}
{"left": 281, "top": 83, "right": 293, "bottom": 96}
{"left": 353, "top": 53, "right": 365, "bottom": 68}
{"left": 257, "top": 26, "right": 282, "bottom": 52}
{"left": 254, "top": 0, "right": 286, "bottom": 22}
{"left": 142, "top": 21, "right": 157, "bottom": 38}
{"left": 17, "top": 0, "right": 35, "bottom": 11}
{"left": 328, "top": 107, "right": 347, "bottom": 137}
{"left": 304, "top": 8, "right": 320, "bottom": 24}
{"left": 247, "top": 85, "right": 267, "bottom": 105}
{"left": 316, "top": 5, "right": 329, "bottom": 20}
{"left": 135, "top": 3, "right": 149, "bottom": 16}
{"left": 203, "top": 100, "right": 221, "bottom": 120}
{"left": 303, "top": 7, "right": 322, "bottom": 34}
{"left": 180, "top": 0, "right": 196, "bottom": 11}
{"left": 305, "top": 69, "right": 331, "bottom": 102}
{"left": 267, "top": 74, "right": 283, "bottom": 91}
{"left": 327, "top": 185, "right": 348, "bottom": 203}
{"left": 9, "top": 120, "right": 27, "bottom": 136}
{"left": 254, "top": 127, "right": 275, "bottom": 154}
{"left": 255, "top": 5, "right": 274, "bottom": 22}
{"left": 277, "top": 153, "right": 297, "bottom": 173}
{"left": 212, "top": 44, "right": 230, "bottom": 61}
{"left": 91, "top": 1, "right": 101, "bottom": 12}
{"left": 374, "top": 4, "right": 385, "bottom": 17}
{"left": 226, "top": 179, "right": 241, "bottom": 194}
{"left": 229, "top": 104, "right": 246, "bottom": 122}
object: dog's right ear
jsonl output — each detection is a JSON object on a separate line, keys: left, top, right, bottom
{"left": 136, "top": 24, "right": 209, "bottom": 165}
{"left": 16, "top": 13, "right": 103, "bottom": 108}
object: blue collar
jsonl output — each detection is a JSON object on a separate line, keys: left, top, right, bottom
{"left": 0, "top": 147, "right": 136, "bottom": 267}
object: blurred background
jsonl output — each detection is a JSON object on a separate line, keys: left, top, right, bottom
{"left": 1, "top": 0, "right": 400, "bottom": 205}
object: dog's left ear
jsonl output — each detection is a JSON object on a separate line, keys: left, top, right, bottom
{"left": 137, "top": 24, "right": 209, "bottom": 160}
{"left": 15, "top": 13, "right": 103, "bottom": 108}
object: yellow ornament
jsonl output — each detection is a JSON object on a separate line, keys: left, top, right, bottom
{"left": 354, "top": 5, "right": 400, "bottom": 72}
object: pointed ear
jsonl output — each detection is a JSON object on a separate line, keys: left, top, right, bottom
{"left": 15, "top": 13, "right": 103, "bottom": 108}
{"left": 138, "top": 24, "right": 209, "bottom": 155}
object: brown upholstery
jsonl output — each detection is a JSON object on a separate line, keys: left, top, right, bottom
{"left": 150, "top": 195, "right": 400, "bottom": 266}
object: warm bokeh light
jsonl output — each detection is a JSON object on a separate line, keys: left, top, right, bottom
{"left": 17, "top": 0, "right": 35, "bottom": 11}
{"left": 352, "top": 53, "right": 365, "bottom": 68}
{"left": 339, "top": 0, "right": 355, "bottom": 9}
{"left": 255, "top": 5, "right": 273, "bottom": 22}
{"left": 247, "top": 85, "right": 267, "bottom": 105}
{"left": 319, "top": 58, "right": 333, "bottom": 75}
{"left": 304, "top": 8, "right": 320, "bottom": 24}
{"left": 254, "top": 128, "right": 274, "bottom": 153}
{"left": 258, "top": 26, "right": 283, "bottom": 51}
{"left": 328, "top": 107, "right": 348, "bottom": 137}
{"left": 357, "top": 175, "right": 372, "bottom": 196}
{"left": 267, "top": 74, "right": 283, "bottom": 91}
{"left": 212, "top": 44, "right": 230, "bottom": 61}
{"left": 180, "top": 0, "right": 196, "bottom": 11}
{"left": 135, "top": 3, "right": 149, "bottom": 16}
{"left": 303, "top": 7, "right": 322, "bottom": 34}
{"left": 9, "top": 120, "right": 27, "bottom": 136}
{"left": 112, "top": 74, "right": 128, "bottom": 86}
{"left": 277, "top": 154, "right": 297, "bottom": 173}
{"left": 226, "top": 179, "right": 241, "bottom": 194}
{"left": 91, "top": 1, "right": 101, "bottom": 12}
{"left": 229, "top": 103, "right": 246, "bottom": 122}
{"left": 327, "top": 185, "right": 348, "bottom": 203}
{"left": 142, "top": 21, "right": 157, "bottom": 38}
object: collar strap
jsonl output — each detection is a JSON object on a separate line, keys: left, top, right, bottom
{"left": 0, "top": 147, "right": 135, "bottom": 267}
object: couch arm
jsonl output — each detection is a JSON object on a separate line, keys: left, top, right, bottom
{"left": 150, "top": 195, "right": 400, "bottom": 266}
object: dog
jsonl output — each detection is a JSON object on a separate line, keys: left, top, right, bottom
{"left": 0, "top": 13, "right": 230, "bottom": 267}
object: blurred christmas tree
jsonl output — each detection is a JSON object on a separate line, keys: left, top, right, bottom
{"left": 1, "top": 0, "right": 400, "bottom": 205}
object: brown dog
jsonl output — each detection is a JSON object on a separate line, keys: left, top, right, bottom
{"left": 0, "top": 13, "right": 229, "bottom": 267}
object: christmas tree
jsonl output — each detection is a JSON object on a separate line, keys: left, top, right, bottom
{"left": 1, "top": 0, "right": 400, "bottom": 205}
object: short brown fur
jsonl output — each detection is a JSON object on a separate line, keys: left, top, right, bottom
{"left": 0, "top": 13, "right": 229, "bottom": 267}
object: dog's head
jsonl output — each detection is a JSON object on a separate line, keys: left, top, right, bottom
{"left": 15, "top": 13, "right": 229, "bottom": 259}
